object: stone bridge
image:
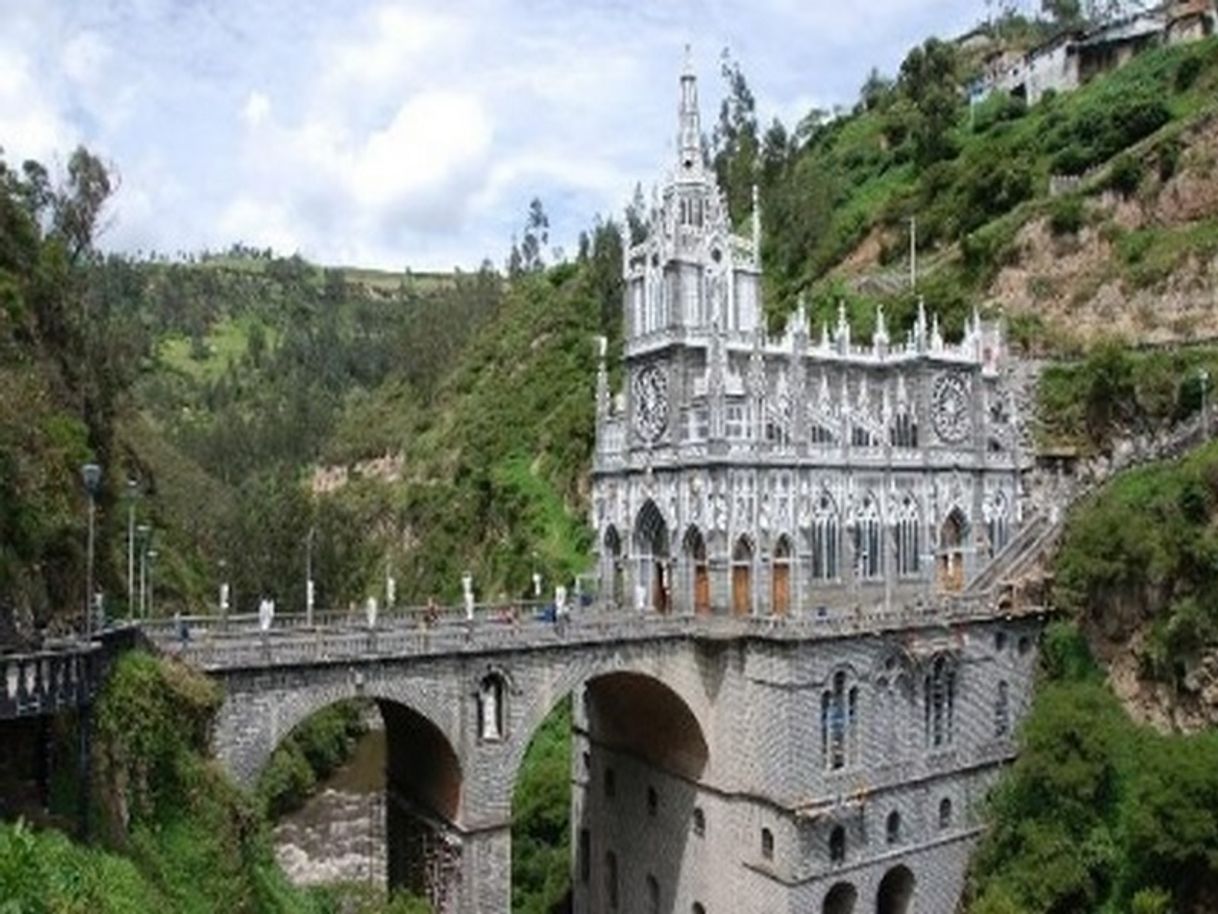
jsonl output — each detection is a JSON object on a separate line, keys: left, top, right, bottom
{"left": 147, "top": 590, "right": 1044, "bottom": 914}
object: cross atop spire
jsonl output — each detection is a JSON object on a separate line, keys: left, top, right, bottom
{"left": 677, "top": 45, "right": 702, "bottom": 173}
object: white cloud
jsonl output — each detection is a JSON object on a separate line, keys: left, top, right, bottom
{"left": 242, "top": 91, "right": 271, "bottom": 128}
{"left": 0, "top": 47, "right": 75, "bottom": 165}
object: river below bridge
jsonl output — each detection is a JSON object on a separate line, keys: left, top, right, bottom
{"left": 272, "top": 724, "right": 388, "bottom": 887}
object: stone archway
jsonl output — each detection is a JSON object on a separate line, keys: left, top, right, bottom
{"left": 824, "top": 881, "right": 858, "bottom": 914}
{"left": 876, "top": 864, "right": 916, "bottom": 914}
{"left": 507, "top": 654, "right": 711, "bottom": 914}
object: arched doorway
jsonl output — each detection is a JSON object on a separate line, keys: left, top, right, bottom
{"left": 937, "top": 508, "right": 968, "bottom": 592}
{"left": 634, "top": 501, "right": 670, "bottom": 613}
{"left": 732, "top": 536, "right": 753, "bottom": 616}
{"left": 824, "top": 881, "right": 858, "bottom": 914}
{"left": 771, "top": 535, "right": 792, "bottom": 616}
{"left": 604, "top": 526, "right": 624, "bottom": 606}
{"left": 684, "top": 526, "right": 711, "bottom": 616}
{"left": 876, "top": 864, "right": 916, "bottom": 914}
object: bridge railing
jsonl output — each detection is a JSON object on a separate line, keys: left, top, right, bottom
{"left": 0, "top": 641, "right": 103, "bottom": 719}
{"left": 146, "top": 590, "right": 1041, "bottom": 670}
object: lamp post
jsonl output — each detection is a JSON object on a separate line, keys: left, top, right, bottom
{"left": 126, "top": 478, "right": 139, "bottom": 618}
{"left": 218, "top": 558, "right": 230, "bottom": 623}
{"left": 146, "top": 549, "right": 158, "bottom": 617}
{"left": 305, "top": 526, "right": 316, "bottom": 627}
{"left": 81, "top": 463, "right": 102, "bottom": 639}
{"left": 1201, "top": 368, "right": 1211, "bottom": 440}
{"left": 137, "top": 524, "right": 151, "bottom": 617}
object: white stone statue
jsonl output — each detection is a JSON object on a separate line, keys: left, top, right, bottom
{"left": 365, "top": 596, "right": 379, "bottom": 629}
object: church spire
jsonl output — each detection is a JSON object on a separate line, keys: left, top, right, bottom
{"left": 677, "top": 45, "right": 701, "bottom": 172}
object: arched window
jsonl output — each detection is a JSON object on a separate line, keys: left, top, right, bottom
{"left": 646, "top": 874, "right": 660, "bottom": 914}
{"left": 822, "top": 670, "right": 858, "bottom": 770}
{"left": 606, "top": 851, "right": 619, "bottom": 909}
{"left": 853, "top": 493, "right": 883, "bottom": 581}
{"left": 477, "top": 673, "right": 506, "bottom": 741}
{"left": 886, "top": 810, "right": 901, "bottom": 845}
{"left": 692, "top": 807, "right": 705, "bottom": 837}
{"left": 994, "top": 681, "right": 1010, "bottom": 737}
{"left": 829, "top": 825, "right": 846, "bottom": 864}
{"left": 692, "top": 904, "right": 706, "bottom": 914}
{"left": 634, "top": 501, "right": 670, "bottom": 613}
{"left": 924, "top": 656, "right": 956, "bottom": 749}
{"left": 938, "top": 797, "right": 953, "bottom": 829}
{"left": 894, "top": 495, "right": 921, "bottom": 577}
{"left": 985, "top": 491, "right": 1011, "bottom": 557}
{"left": 604, "top": 526, "right": 623, "bottom": 606}
{"left": 812, "top": 494, "right": 840, "bottom": 581}
{"left": 823, "top": 882, "right": 858, "bottom": 914}
{"left": 891, "top": 408, "right": 918, "bottom": 448}
{"left": 761, "top": 827, "right": 774, "bottom": 860}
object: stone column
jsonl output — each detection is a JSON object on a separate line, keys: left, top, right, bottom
{"left": 459, "top": 823, "right": 512, "bottom": 914}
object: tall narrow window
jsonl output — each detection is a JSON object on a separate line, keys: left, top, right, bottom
{"left": 823, "top": 671, "right": 857, "bottom": 770}
{"left": 579, "top": 829, "right": 591, "bottom": 883}
{"left": 994, "top": 680, "right": 1010, "bottom": 737}
{"left": 606, "top": 851, "right": 619, "bottom": 910}
{"left": 692, "top": 807, "right": 706, "bottom": 838}
{"left": 812, "top": 494, "right": 840, "bottom": 581}
{"left": 829, "top": 825, "right": 846, "bottom": 864}
{"left": 605, "top": 767, "right": 616, "bottom": 799}
{"left": 761, "top": 827, "right": 774, "bottom": 860}
{"left": 939, "top": 797, "right": 953, "bottom": 829}
{"left": 925, "top": 656, "right": 957, "bottom": 748}
{"left": 853, "top": 493, "right": 882, "bottom": 581}
{"left": 646, "top": 874, "right": 660, "bottom": 914}
{"left": 891, "top": 409, "right": 918, "bottom": 448}
{"left": 886, "top": 811, "right": 901, "bottom": 845}
{"left": 895, "top": 495, "right": 921, "bottom": 577}
{"left": 647, "top": 786, "right": 658, "bottom": 817}
{"left": 986, "top": 491, "right": 1011, "bottom": 557}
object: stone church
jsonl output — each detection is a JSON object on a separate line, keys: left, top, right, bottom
{"left": 576, "top": 55, "right": 1040, "bottom": 914}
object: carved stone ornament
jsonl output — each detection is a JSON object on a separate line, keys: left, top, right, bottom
{"left": 633, "top": 364, "right": 669, "bottom": 444}
{"left": 931, "top": 373, "right": 971, "bottom": 444}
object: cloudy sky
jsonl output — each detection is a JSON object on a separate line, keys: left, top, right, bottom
{"left": 2, "top": 0, "right": 1002, "bottom": 271}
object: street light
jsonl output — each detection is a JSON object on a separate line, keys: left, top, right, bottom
{"left": 305, "top": 526, "right": 316, "bottom": 626}
{"left": 146, "top": 549, "right": 158, "bottom": 617}
{"left": 126, "top": 478, "right": 139, "bottom": 617}
{"left": 80, "top": 463, "right": 102, "bottom": 639}
{"left": 137, "top": 524, "right": 151, "bottom": 617}
{"left": 1200, "top": 368, "right": 1211, "bottom": 440}
{"left": 218, "top": 558, "right": 230, "bottom": 623}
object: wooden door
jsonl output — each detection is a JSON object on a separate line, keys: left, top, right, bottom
{"left": 653, "top": 562, "right": 669, "bottom": 614}
{"left": 732, "top": 566, "right": 751, "bottom": 616}
{"left": 772, "top": 563, "right": 790, "bottom": 616}
{"left": 694, "top": 564, "right": 710, "bottom": 615}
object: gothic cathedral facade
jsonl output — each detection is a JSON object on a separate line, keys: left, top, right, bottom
{"left": 576, "top": 57, "right": 1041, "bottom": 914}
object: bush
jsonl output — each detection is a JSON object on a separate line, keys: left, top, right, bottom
{"left": 1175, "top": 54, "right": 1203, "bottom": 92}
{"left": 1050, "top": 196, "right": 1085, "bottom": 236}
{"left": 1108, "top": 154, "right": 1144, "bottom": 197}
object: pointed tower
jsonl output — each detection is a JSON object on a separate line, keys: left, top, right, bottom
{"left": 677, "top": 45, "right": 702, "bottom": 174}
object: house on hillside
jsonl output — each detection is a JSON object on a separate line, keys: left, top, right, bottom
{"left": 973, "top": 0, "right": 1216, "bottom": 105}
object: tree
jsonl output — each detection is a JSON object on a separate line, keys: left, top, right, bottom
{"left": 712, "top": 49, "right": 759, "bottom": 224}
{"left": 520, "top": 198, "right": 549, "bottom": 273}
{"left": 52, "top": 146, "right": 113, "bottom": 263}
{"left": 1042, "top": 0, "right": 1084, "bottom": 25}
{"left": 761, "top": 118, "right": 792, "bottom": 187}
{"left": 897, "top": 38, "right": 962, "bottom": 166}
{"left": 859, "top": 67, "right": 894, "bottom": 112}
